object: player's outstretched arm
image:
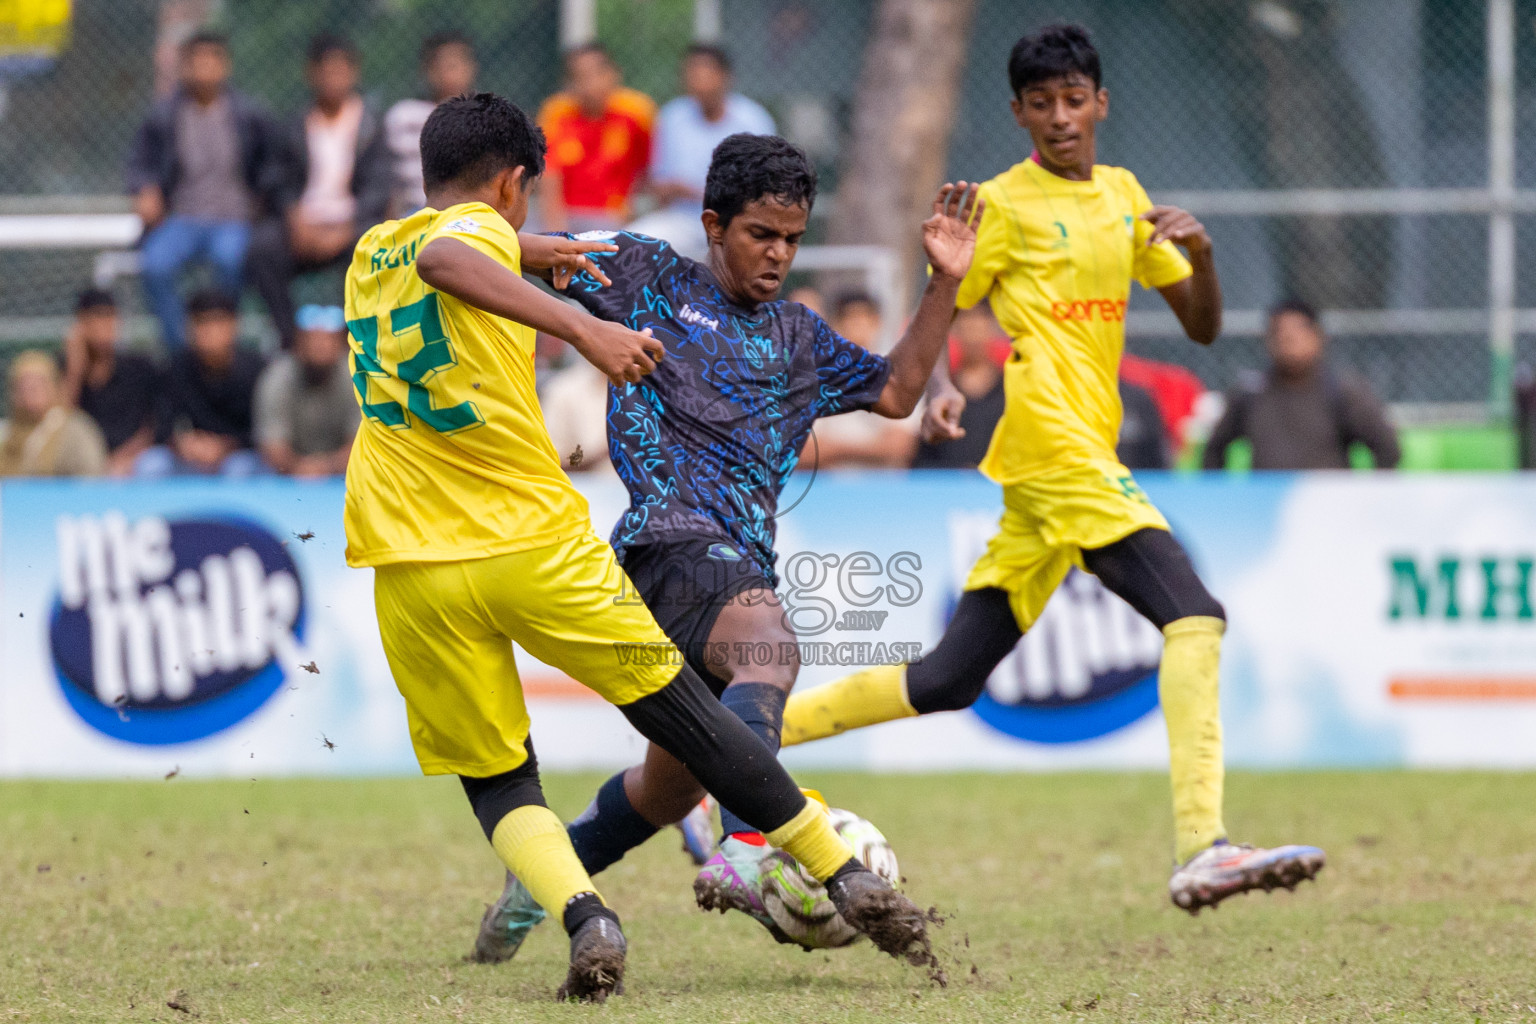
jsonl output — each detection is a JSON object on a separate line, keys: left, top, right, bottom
{"left": 1145, "top": 205, "right": 1223, "bottom": 346}
{"left": 417, "top": 236, "right": 664, "bottom": 384}
{"left": 516, "top": 233, "right": 618, "bottom": 289}
{"left": 870, "top": 182, "right": 984, "bottom": 418}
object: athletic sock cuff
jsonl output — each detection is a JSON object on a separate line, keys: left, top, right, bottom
{"left": 766, "top": 800, "right": 852, "bottom": 882}
{"left": 561, "top": 891, "right": 618, "bottom": 935}
{"left": 491, "top": 803, "right": 566, "bottom": 850}
{"left": 1162, "top": 615, "right": 1226, "bottom": 639}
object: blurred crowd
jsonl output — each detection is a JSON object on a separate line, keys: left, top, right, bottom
{"left": 0, "top": 28, "right": 1402, "bottom": 480}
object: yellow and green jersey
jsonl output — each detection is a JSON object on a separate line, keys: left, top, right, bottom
{"left": 342, "top": 202, "right": 589, "bottom": 567}
{"left": 957, "top": 159, "right": 1193, "bottom": 483}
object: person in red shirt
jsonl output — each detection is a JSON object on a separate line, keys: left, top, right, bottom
{"left": 537, "top": 44, "right": 655, "bottom": 233}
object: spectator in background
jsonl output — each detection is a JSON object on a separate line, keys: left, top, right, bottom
{"left": 541, "top": 354, "right": 615, "bottom": 477}
{"left": 800, "top": 291, "right": 917, "bottom": 470}
{"left": 1203, "top": 299, "right": 1400, "bottom": 470}
{"left": 1116, "top": 378, "right": 1170, "bottom": 470}
{"left": 1120, "top": 351, "right": 1204, "bottom": 459}
{"left": 138, "top": 289, "right": 265, "bottom": 477}
{"left": 912, "top": 302, "right": 1006, "bottom": 469}
{"left": 255, "top": 304, "right": 360, "bottom": 476}
{"left": 537, "top": 44, "right": 655, "bottom": 233}
{"left": 0, "top": 351, "right": 107, "bottom": 477}
{"left": 383, "top": 32, "right": 478, "bottom": 217}
{"left": 631, "top": 44, "right": 774, "bottom": 257}
{"left": 249, "top": 34, "right": 391, "bottom": 350}
{"left": 786, "top": 285, "right": 826, "bottom": 317}
{"left": 60, "top": 289, "right": 158, "bottom": 476}
{"left": 126, "top": 29, "right": 276, "bottom": 350}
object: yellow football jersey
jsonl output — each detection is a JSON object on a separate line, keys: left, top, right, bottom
{"left": 342, "top": 202, "right": 589, "bottom": 567}
{"left": 956, "top": 159, "right": 1193, "bottom": 483}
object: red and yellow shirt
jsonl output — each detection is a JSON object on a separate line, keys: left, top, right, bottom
{"left": 537, "top": 88, "right": 655, "bottom": 215}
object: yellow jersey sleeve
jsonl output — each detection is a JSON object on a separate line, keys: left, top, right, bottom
{"left": 1125, "top": 172, "right": 1193, "bottom": 290}
{"left": 422, "top": 206, "right": 522, "bottom": 271}
{"left": 955, "top": 180, "right": 1013, "bottom": 310}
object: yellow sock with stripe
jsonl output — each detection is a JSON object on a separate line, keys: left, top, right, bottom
{"left": 766, "top": 800, "right": 855, "bottom": 882}
{"left": 490, "top": 805, "right": 603, "bottom": 916}
{"left": 779, "top": 664, "right": 917, "bottom": 748}
{"left": 1160, "top": 616, "right": 1228, "bottom": 864}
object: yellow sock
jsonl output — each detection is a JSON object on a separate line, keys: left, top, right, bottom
{"left": 780, "top": 664, "right": 916, "bottom": 747}
{"left": 490, "top": 805, "right": 602, "bottom": 918}
{"left": 1160, "top": 616, "right": 1228, "bottom": 863}
{"left": 766, "top": 800, "right": 854, "bottom": 882}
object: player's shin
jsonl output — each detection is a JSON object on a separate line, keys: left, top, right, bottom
{"left": 490, "top": 805, "right": 614, "bottom": 934}
{"left": 1160, "top": 615, "right": 1228, "bottom": 863}
{"left": 567, "top": 770, "right": 659, "bottom": 875}
{"left": 779, "top": 664, "right": 916, "bottom": 747}
{"left": 716, "top": 682, "right": 789, "bottom": 837}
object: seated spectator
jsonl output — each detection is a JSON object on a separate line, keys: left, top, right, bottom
{"left": 537, "top": 44, "right": 655, "bottom": 233}
{"left": 126, "top": 29, "right": 276, "bottom": 350}
{"left": 1116, "top": 377, "right": 1170, "bottom": 470}
{"left": 250, "top": 34, "right": 391, "bottom": 350}
{"left": 912, "top": 303, "right": 1006, "bottom": 469}
{"left": 541, "top": 355, "right": 615, "bottom": 476}
{"left": 800, "top": 291, "right": 916, "bottom": 470}
{"left": 630, "top": 44, "right": 774, "bottom": 257}
{"left": 0, "top": 351, "right": 108, "bottom": 477}
{"left": 786, "top": 285, "right": 826, "bottom": 317}
{"left": 138, "top": 290, "right": 265, "bottom": 477}
{"left": 384, "top": 32, "right": 478, "bottom": 217}
{"left": 60, "top": 289, "right": 158, "bottom": 476}
{"left": 1203, "top": 298, "right": 1400, "bottom": 470}
{"left": 1120, "top": 351, "right": 1205, "bottom": 459}
{"left": 255, "top": 304, "right": 360, "bottom": 476}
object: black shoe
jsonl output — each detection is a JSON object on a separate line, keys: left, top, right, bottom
{"left": 555, "top": 914, "right": 627, "bottom": 1003}
{"left": 827, "top": 866, "right": 944, "bottom": 982}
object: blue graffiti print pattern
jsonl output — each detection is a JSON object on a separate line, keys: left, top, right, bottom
{"left": 557, "top": 231, "right": 890, "bottom": 583}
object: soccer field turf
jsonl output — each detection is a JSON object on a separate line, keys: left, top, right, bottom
{"left": 4, "top": 771, "right": 1533, "bottom": 1023}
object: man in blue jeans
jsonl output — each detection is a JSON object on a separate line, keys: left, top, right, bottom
{"left": 126, "top": 30, "right": 278, "bottom": 350}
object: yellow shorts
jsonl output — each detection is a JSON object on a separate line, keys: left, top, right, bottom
{"left": 373, "top": 529, "right": 680, "bottom": 777}
{"left": 965, "top": 459, "right": 1170, "bottom": 631}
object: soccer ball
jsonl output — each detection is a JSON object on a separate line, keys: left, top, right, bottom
{"left": 758, "top": 807, "right": 900, "bottom": 950}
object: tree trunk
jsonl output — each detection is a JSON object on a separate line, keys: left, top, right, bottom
{"left": 829, "top": 0, "right": 977, "bottom": 318}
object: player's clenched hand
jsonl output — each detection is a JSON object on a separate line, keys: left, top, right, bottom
{"left": 921, "top": 181, "right": 984, "bottom": 282}
{"left": 921, "top": 387, "right": 967, "bottom": 443}
{"left": 574, "top": 321, "right": 665, "bottom": 385}
{"left": 1141, "top": 206, "right": 1211, "bottom": 255}
{"left": 518, "top": 233, "right": 620, "bottom": 288}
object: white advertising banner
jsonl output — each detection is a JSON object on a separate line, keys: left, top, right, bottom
{"left": 2, "top": 473, "right": 1534, "bottom": 777}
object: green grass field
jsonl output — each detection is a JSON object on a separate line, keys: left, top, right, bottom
{"left": 4, "top": 771, "right": 1535, "bottom": 1023}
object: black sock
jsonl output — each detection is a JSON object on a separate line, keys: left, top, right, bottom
{"left": 716, "top": 683, "right": 789, "bottom": 838}
{"left": 830, "top": 857, "right": 867, "bottom": 883}
{"left": 561, "top": 891, "right": 621, "bottom": 936}
{"left": 566, "top": 770, "right": 658, "bottom": 876}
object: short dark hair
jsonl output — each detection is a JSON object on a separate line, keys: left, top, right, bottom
{"left": 420, "top": 92, "right": 546, "bottom": 192}
{"left": 306, "top": 33, "right": 358, "bottom": 66}
{"left": 684, "top": 43, "right": 732, "bottom": 74}
{"left": 420, "top": 31, "right": 473, "bottom": 65}
{"left": 1008, "top": 23, "right": 1101, "bottom": 96}
{"left": 832, "top": 290, "right": 878, "bottom": 320}
{"left": 181, "top": 28, "right": 229, "bottom": 56}
{"left": 1268, "top": 297, "right": 1321, "bottom": 326}
{"left": 75, "top": 288, "right": 116, "bottom": 313}
{"left": 703, "top": 134, "right": 817, "bottom": 229}
{"left": 186, "top": 288, "right": 239, "bottom": 318}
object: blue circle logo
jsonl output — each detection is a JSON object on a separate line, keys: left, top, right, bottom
{"left": 968, "top": 569, "right": 1162, "bottom": 744}
{"left": 49, "top": 513, "right": 306, "bottom": 745}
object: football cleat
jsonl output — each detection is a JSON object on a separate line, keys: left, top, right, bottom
{"left": 556, "top": 914, "right": 626, "bottom": 1003}
{"left": 826, "top": 866, "right": 942, "bottom": 978}
{"left": 674, "top": 796, "right": 717, "bottom": 866}
{"left": 693, "top": 836, "right": 797, "bottom": 944}
{"left": 471, "top": 870, "right": 547, "bottom": 963}
{"left": 1168, "top": 840, "right": 1327, "bottom": 914}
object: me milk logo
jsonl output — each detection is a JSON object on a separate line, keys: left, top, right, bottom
{"left": 48, "top": 512, "right": 307, "bottom": 744}
{"left": 948, "top": 511, "right": 1164, "bottom": 743}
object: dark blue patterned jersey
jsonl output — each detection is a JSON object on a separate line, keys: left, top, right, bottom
{"left": 555, "top": 231, "right": 891, "bottom": 583}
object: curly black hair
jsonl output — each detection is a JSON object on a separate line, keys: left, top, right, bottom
{"left": 703, "top": 133, "right": 817, "bottom": 228}
{"left": 1007, "top": 23, "right": 1101, "bottom": 96}
{"left": 420, "top": 92, "right": 546, "bottom": 193}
